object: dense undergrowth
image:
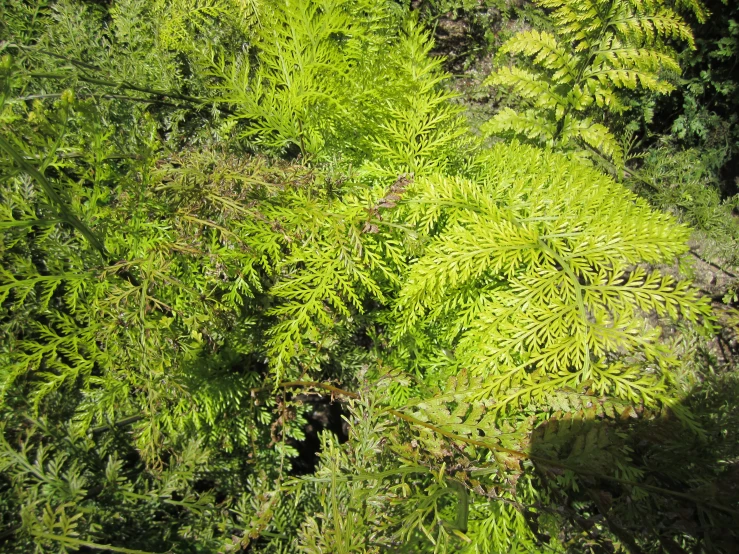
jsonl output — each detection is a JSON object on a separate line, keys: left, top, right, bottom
{"left": 0, "top": 0, "right": 737, "bottom": 552}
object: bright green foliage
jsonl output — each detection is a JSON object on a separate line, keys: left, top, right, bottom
{"left": 394, "top": 143, "right": 711, "bottom": 412}
{"left": 483, "top": 0, "right": 704, "bottom": 163}
{"left": 205, "top": 0, "right": 392, "bottom": 157}
{"left": 206, "top": 0, "right": 470, "bottom": 171}
{"left": 261, "top": 176, "right": 406, "bottom": 381}
{"left": 0, "top": 0, "right": 734, "bottom": 553}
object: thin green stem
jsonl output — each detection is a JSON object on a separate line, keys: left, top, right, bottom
{"left": 32, "top": 532, "right": 161, "bottom": 554}
{"left": 29, "top": 72, "right": 207, "bottom": 105}
{"left": 11, "top": 92, "right": 183, "bottom": 107}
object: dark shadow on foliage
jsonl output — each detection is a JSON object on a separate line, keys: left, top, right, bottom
{"left": 528, "top": 370, "right": 739, "bottom": 553}
{"left": 289, "top": 395, "right": 349, "bottom": 476}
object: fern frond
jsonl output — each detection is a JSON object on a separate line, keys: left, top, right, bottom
{"left": 499, "top": 30, "right": 579, "bottom": 84}
{"left": 395, "top": 142, "right": 710, "bottom": 409}
{"left": 569, "top": 117, "right": 624, "bottom": 163}
{"left": 486, "top": 67, "right": 567, "bottom": 114}
{"left": 485, "top": 0, "right": 700, "bottom": 162}
{"left": 610, "top": 9, "right": 695, "bottom": 49}
{"left": 481, "top": 108, "right": 557, "bottom": 143}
